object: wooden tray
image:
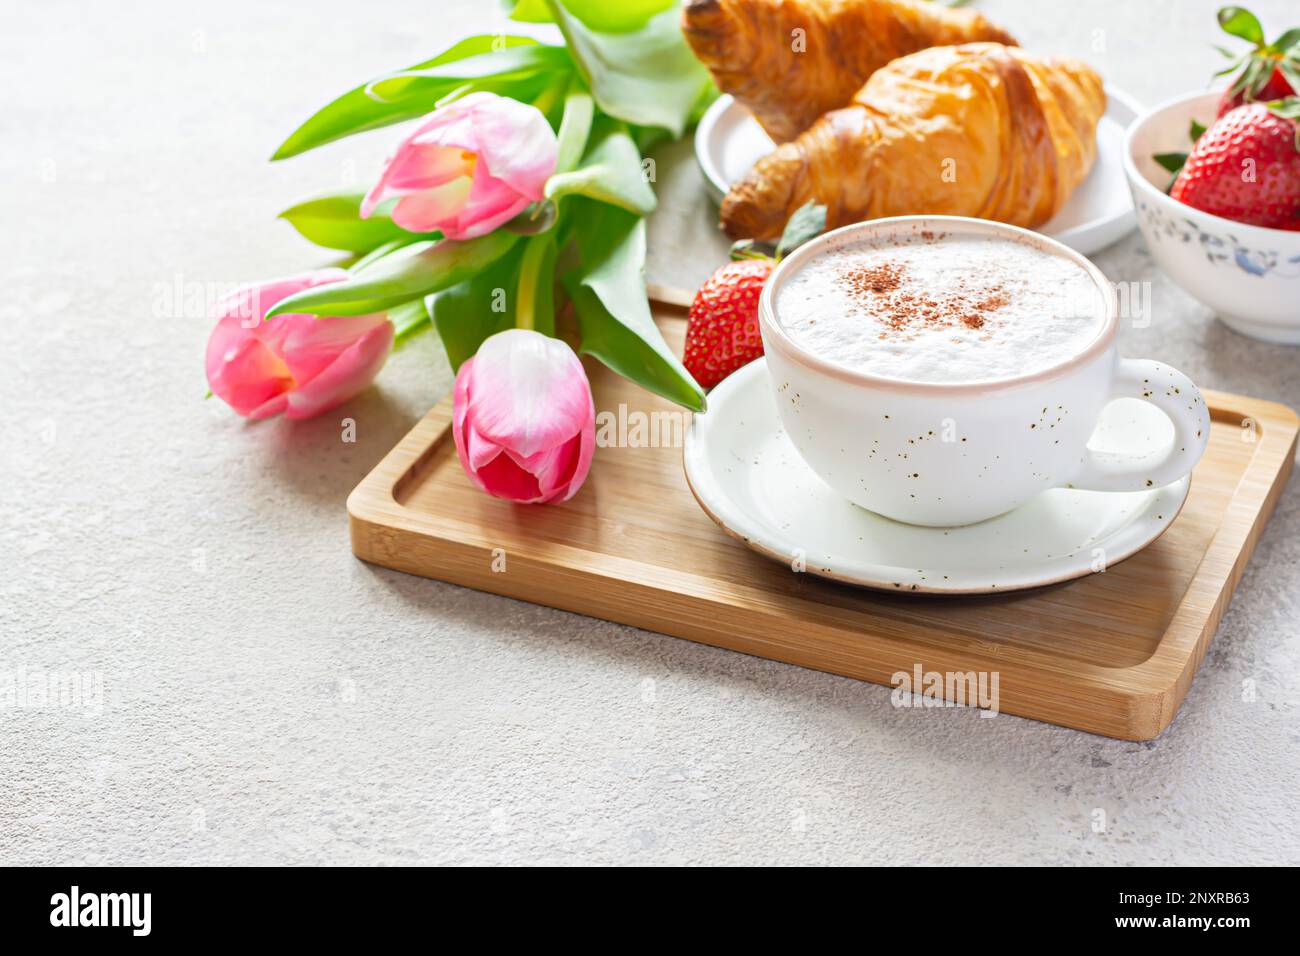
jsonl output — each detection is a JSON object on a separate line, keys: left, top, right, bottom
{"left": 348, "top": 308, "right": 1297, "bottom": 739}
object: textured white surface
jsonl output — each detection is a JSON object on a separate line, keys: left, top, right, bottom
{"left": 2, "top": 0, "right": 1298, "bottom": 866}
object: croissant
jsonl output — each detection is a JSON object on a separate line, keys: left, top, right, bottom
{"left": 720, "top": 43, "right": 1106, "bottom": 241}
{"left": 682, "top": 0, "right": 1017, "bottom": 143}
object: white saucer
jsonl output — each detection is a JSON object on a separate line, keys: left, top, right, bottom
{"left": 694, "top": 86, "right": 1141, "bottom": 257}
{"left": 682, "top": 360, "right": 1190, "bottom": 594}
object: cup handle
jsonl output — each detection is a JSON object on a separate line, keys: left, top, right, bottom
{"left": 1070, "top": 358, "right": 1211, "bottom": 493}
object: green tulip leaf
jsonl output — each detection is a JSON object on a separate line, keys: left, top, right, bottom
{"left": 266, "top": 232, "right": 520, "bottom": 317}
{"left": 350, "top": 237, "right": 422, "bottom": 272}
{"left": 564, "top": 200, "right": 704, "bottom": 411}
{"left": 502, "top": 0, "right": 553, "bottom": 22}
{"left": 506, "top": 0, "right": 675, "bottom": 33}
{"left": 545, "top": 118, "right": 657, "bottom": 216}
{"left": 271, "top": 35, "right": 543, "bottom": 160}
{"left": 428, "top": 232, "right": 560, "bottom": 369}
{"left": 364, "top": 44, "right": 571, "bottom": 103}
{"left": 545, "top": 1, "right": 715, "bottom": 137}
{"left": 430, "top": 244, "right": 527, "bottom": 369}
{"left": 501, "top": 200, "right": 559, "bottom": 236}
{"left": 554, "top": 84, "right": 595, "bottom": 174}
{"left": 390, "top": 298, "right": 434, "bottom": 348}
{"left": 516, "top": 234, "right": 559, "bottom": 337}
{"left": 277, "top": 190, "right": 414, "bottom": 253}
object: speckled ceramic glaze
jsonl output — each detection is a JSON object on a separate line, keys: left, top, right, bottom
{"left": 683, "top": 359, "right": 1191, "bottom": 593}
{"left": 759, "top": 216, "right": 1211, "bottom": 527}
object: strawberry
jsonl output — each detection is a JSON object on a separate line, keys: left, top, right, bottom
{"left": 1170, "top": 101, "right": 1300, "bottom": 230}
{"left": 684, "top": 258, "right": 773, "bottom": 389}
{"left": 1211, "top": 6, "right": 1300, "bottom": 116}
{"left": 683, "top": 202, "right": 827, "bottom": 390}
{"left": 1218, "top": 66, "right": 1295, "bottom": 115}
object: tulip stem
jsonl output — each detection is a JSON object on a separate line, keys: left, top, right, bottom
{"left": 516, "top": 236, "right": 549, "bottom": 332}
{"left": 553, "top": 81, "right": 594, "bottom": 176}
{"left": 531, "top": 75, "right": 567, "bottom": 122}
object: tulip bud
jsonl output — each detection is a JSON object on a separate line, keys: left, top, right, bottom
{"left": 361, "top": 92, "right": 559, "bottom": 241}
{"left": 452, "top": 329, "right": 596, "bottom": 503}
{"left": 205, "top": 269, "right": 392, "bottom": 420}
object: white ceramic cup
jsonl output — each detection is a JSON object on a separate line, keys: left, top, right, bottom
{"left": 758, "top": 216, "right": 1211, "bottom": 527}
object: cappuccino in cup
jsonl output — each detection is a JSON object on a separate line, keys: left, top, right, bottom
{"left": 758, "top": 217, "right": 1210, "bottom": 527}
{"left": 776, "top": 231, "right": 1107, "bottom": 385}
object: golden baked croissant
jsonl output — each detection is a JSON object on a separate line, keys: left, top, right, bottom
{"left": 721, "top": 43, "right": 1106, "bottom": 241}
{"left": 682, "top": 0, "right": 1017, "bottom": 143}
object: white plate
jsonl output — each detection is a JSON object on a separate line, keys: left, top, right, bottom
{"left": 683, "top": 359, "right": 1189, "bottom": 595}
{"left": 695, "top": 86, "right": 1141, "bottom": 257}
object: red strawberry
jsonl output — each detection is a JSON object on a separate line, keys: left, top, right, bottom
{"left": 1170, "top": 102, "right": 1300, "bottom": 229}
{"left": 1217, "top": 65, "right": 1295, "bottom": 116}
{"left": 684, "top": 258, "right": 773, "bottom": 390}
{"left": 682, "top": 201, "right": 827, "bottom": 390}
{"left": 1211, "top": 6, "right": 1300, "bottom": 116}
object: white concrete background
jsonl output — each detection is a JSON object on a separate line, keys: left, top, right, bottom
{"left": 2, "top": 0, "right": 1298, "bottom": 866}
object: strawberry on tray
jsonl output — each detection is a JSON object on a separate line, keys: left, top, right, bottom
{"left": 684, "top": 203, "right": 826, "bottom": 390}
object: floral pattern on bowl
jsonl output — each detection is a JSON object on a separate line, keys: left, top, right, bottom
{"left": 1134, "top": 197, "right": 1300, "bottom": 279}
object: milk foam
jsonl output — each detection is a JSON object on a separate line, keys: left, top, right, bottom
{"left": 775, "top": 233, "right": 1107, "bottom": 384}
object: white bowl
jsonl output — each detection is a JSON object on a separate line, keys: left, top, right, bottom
{"left": 1123, "top": 90, "right": 1300, "bottom": 343}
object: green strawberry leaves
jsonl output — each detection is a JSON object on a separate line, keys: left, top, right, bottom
{"left": 728, "top": 239, "right": 768, "bottom": 261}
{"left": 1267, "top": 96, "right": 1300, "bottom": 119}
{"left": 1266, "top": 95, "right": 1300, "bottom": 148}
{"left": 1218, "top": 6, "right": 1266, "bottom": 45}
{"left": 775, "top": 203, "right": 828, "bottom": 258}
{"left": 1152, "top": 111, "right": 1233, "bottom": 189}
{"left": 1214, "top": 5, "right": 1300, "bottom": 102}
{"left": 1154, "top": 153, "right": 1189, "bottom": 175}
{"left": 726, "top": 202, "right": 829, "bottom": 262}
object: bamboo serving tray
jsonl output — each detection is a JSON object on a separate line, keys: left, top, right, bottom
{"left": 349, "top": 306, "right": 1297, "bottom": 739}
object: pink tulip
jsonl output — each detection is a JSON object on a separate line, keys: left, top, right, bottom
{"left": 205, "top": 269, "right": 393, "bottom": 421}
{"left": 360, "top": 92, "right": 558, "bottom": 240}
{"left": 452, "top": 329, "right": 596, "bottom": 504}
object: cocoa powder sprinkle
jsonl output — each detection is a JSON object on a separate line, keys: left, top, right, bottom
{"left": 844, "top": 263, "right": 902, "bottom": 296}
{"left": 839, "top": 261, "right": 1009, "bottom": 334}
